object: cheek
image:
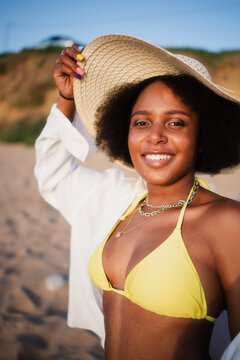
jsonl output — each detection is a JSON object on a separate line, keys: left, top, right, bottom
{"left": 127, "top": 132, "right": 146, "bottom": 170}
{"left": 172, "top": 131, "right": 198, "bottom": 158}
{"left": 128, "top": 129, "right": 139, "bottom": 157}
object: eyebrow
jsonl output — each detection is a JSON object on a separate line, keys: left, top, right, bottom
{"left": 131, "top": 109, "right": 191, "bottom": 118}
{"left": 165, "top": 110, "right": 191, "bottom": 117}
{"left": 131, "top": 110, "right": 151, "bottom": 118}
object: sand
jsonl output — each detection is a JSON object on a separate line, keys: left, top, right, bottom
{"left": 0, "top": 142, "right": 104, "bottom": 360}
{"left": 0, "top": 142, "right": 239, "bottom": 360}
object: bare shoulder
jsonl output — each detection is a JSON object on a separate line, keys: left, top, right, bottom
{"left": 199, "top": 188, "right": 240, "bottom": 229}
{"left": 196, "top": 188, "right": 240, "bottom": 249}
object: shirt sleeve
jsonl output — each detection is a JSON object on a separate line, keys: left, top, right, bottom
{"left": 34, "top": 104, "right": 116, "bottom": 224}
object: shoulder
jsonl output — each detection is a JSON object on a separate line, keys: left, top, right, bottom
{"left": 194, "top": 188, "right": 240, "bottom": 255}
{"left": 198, "top": 187, "right": 240, "bottom": 267}
{"left": 198, "top": 188, "right": 240, "bottom": 231}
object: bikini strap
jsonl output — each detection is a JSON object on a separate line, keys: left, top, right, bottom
{"left": 176, "top": 178, "right": 198, "bottom": 230}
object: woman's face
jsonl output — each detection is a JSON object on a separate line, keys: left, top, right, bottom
{"left": 128, "top": 81, "right": 199, "bottom": 186}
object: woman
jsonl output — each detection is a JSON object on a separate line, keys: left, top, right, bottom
{"left": 35, "top": 35, "right": 240, "bottom": 359}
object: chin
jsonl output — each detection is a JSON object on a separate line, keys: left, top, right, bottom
{"left": 137, "top": 166, "right": 195, "bottom": 187}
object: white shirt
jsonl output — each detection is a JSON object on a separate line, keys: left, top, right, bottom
{"left": 34, "top": 104, "right": 146, "bottom": 346}
{"left": 34, "top": 104, "right": 239, "bottom": 358}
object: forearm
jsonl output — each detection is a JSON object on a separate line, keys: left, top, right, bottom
{"left": 57, "top": 95, "right": 76, "bottom": 122}
{"left": 53, "top": 44, "right": 84, "bottom": 122}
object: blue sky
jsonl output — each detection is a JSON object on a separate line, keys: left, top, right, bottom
{"left": 1, "top": 0, "right": 240, "bottom": 54}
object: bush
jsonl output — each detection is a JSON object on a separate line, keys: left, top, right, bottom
{"left": 0, "top": 117, "right": 45, "bottom": 145}
{"left": 13, "top": 89, "right": 45, "bottom": 108}
{"left": 0, "top": 62, "right": 8, "bottom": 75}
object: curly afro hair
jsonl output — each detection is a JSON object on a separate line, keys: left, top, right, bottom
{"left": 95, "top": 75, "right": 240, "bottom": 174}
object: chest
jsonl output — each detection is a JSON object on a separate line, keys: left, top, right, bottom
{"left": 102, "top": 208, "right": 223, "bottom": 318}
{"left": 103, "top": 209, "right": 203, "bottom": 287}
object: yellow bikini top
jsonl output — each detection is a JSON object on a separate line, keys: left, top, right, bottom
{"left": 88, "top": 180, "right": 215, "bottom": 322}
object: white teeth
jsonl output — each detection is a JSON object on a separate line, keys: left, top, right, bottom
{"left": 145, "top": 154, "right": 172, "bottom": 160}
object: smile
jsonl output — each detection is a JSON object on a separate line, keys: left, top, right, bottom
{"left": 145, "top": 154, "right": 173, "bottom": 160}
{"left": 142, "top": 152, "right": 174, "bottom": 168}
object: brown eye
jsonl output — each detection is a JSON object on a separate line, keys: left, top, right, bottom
{"left": 134, "top": 120, "right": 150, "bottom": 127}
{"left": 168, "top": 120, "right": 186, "bottom": 127}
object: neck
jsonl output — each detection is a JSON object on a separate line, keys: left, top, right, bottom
{"left": 146, "top": 174, "right": 195, "bottom": 205}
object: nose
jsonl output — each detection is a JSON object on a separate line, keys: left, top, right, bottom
{"left": 148, "top": 124, "right": 168, "bottom": 145}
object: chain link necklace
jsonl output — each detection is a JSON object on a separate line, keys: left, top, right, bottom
{"left": 115, "top": 179, "right": 200, "bottom": 237}
{"left": 139, "top": 180, "right": 199, "bottom": 217}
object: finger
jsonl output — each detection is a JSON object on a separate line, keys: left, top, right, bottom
{"left": 73, "top": 43, "right": 85, "bottom": 52}
{"left": 61, "top": 54, "right": 85, "bottom": 76}
{"left": 62, "top": 46, "right": 85, "bottom": 62}
{"left": 54, "top": 63, "right": 76, "bottom": 78}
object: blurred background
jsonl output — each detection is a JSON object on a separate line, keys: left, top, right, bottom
{"left": 0, "top": 0, "right": 240, "bottom": 359}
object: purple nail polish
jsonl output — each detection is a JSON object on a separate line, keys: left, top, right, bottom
{"left": 75, "top": 73, "right": 82, "bottom": 80}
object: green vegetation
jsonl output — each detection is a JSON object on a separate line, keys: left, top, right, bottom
{"left": 0, "top": 46, "right": 239, "bottom": 145}
{"left": 21, "top": 46, "right": 64, "bottom": 54}
{"left": 0, "top": 117, "right": 45, "bottom": 145}
{"left": 13, "top": 89, "right": 45, "bottom": 108}
{"left": 0, "top": 62, "right": 8, "bottom": 75}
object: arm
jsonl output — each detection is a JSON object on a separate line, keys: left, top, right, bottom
{"left": 53, "top": 44, "right": 83, "bottom": 121}
{"left": 34, "top": 45, "right": 138, "bottom": 224}
{"left": 34, "top": 45, "right": 99, "bottom": 224}
{"left": 215, "top": 202, "right": 240, "bottom": 339}
{"left": 34, "top": 103, "right": 99, "bottom": 223}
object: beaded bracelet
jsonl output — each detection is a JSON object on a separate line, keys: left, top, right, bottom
{"left": 59, "top": 91, "right": 74, "bottom": 101}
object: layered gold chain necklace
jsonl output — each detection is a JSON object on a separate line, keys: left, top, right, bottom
{"left": 114, "top": 180, "right": 199, "bottom": 238}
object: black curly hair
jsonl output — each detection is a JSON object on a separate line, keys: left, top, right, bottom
{"left": 95, "top": 75, "right": 240, "bottom": 174}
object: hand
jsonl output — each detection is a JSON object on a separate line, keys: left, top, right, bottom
{"left": 54, "top": 44, "right": 84, "bottom": 99}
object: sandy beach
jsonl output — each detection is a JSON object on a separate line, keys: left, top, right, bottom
{"left": 0, "top": 141, "right": 239, "bottom": 360}
{"left": 0, "top": 142, "right": 104, "bottom": 360}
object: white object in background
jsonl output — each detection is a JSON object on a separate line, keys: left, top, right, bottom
{"left": 45, "top": 274, "right": 66, "bottom": 291}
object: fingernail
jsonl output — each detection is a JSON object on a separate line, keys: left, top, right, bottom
{"left": 75, "top": 73, "right": 82, "bottom": 80}
{"left": 78, "top": 45, "right": 84, "bottom": 50}
{"left": 76, "top": 67, "right": 84, "bottom": 76}
{"left": 77, "top": 53, "right": 84, "bottom": 61}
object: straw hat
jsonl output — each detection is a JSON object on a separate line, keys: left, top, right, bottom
{"left": 73, "top": 34, "right": 240, "bottom": 172}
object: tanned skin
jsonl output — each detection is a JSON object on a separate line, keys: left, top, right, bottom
{"left": 53, "top": 45, "right": 240, "bottom": 360}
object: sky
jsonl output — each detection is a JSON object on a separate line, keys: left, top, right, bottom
{"left": 1, "top": 0, "right": 240, "bottom": 54}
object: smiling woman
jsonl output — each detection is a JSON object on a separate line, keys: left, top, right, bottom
{"left": 95, "top": 74, "right": 239, "bottom": 174}
{"left": 34, "top": 34, "right": 240, "bottom": 360}
{"left": 128, "top": 81, "right": 199, "bottom": 187}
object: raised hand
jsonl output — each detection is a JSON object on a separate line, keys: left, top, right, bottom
{"left": 54, "top": 44, "right": 84, "bottom": 99}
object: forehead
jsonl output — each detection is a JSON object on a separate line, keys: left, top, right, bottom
{"left": 132, "top": 80, "right": 193, "bottom": 112}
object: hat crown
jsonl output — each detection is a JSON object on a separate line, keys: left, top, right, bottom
{"left": 175, "top": 54, "right": 212, "bottom": 81}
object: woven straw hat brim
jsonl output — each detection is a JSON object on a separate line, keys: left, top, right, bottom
{"left": 73, "top": 34, "right": 240, "bottom": 173}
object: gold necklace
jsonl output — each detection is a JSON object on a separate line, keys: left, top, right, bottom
{"left": 115, "top": 205, "right": 154, "bottom": 238}
{"left": 114, "top": 180, "right": 199, "bottom": 238}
